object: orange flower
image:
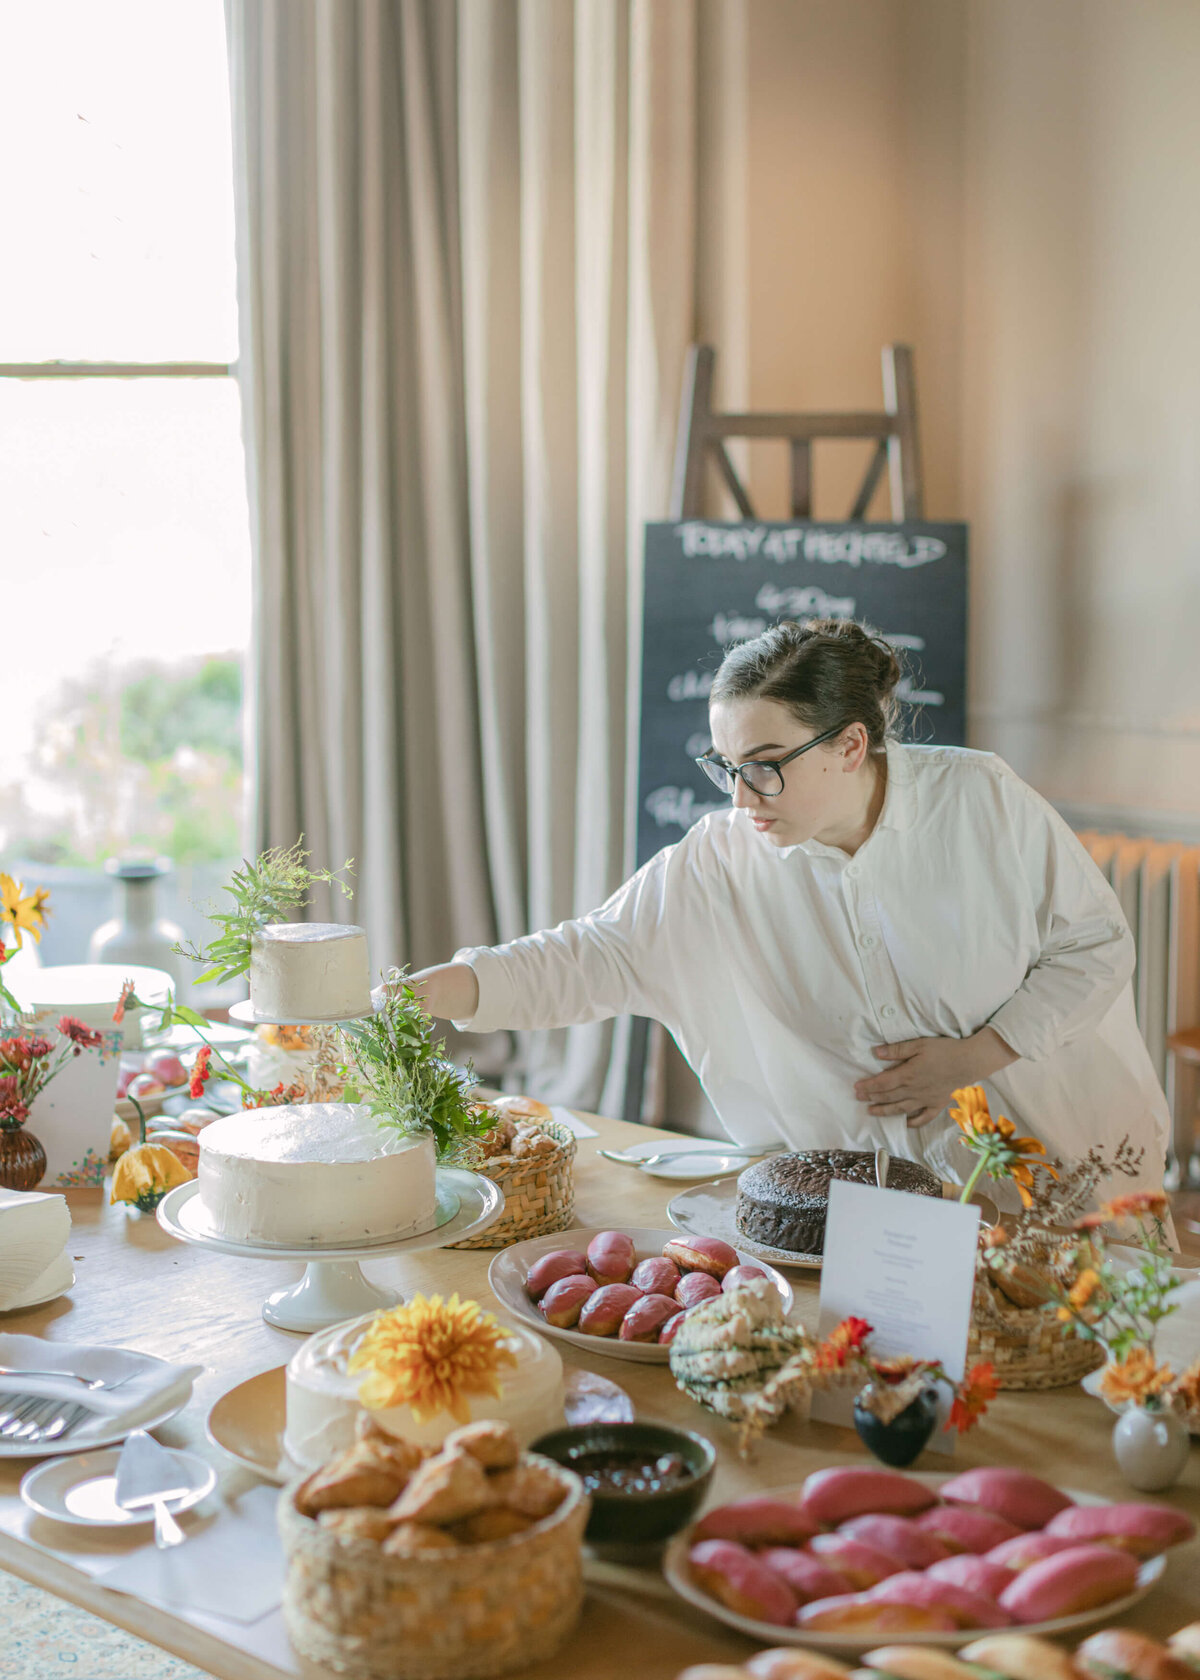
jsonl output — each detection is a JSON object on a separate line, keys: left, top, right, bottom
{"left": 1169, "top": 1358, "right": 1200, "bottom": 1413}
{"left": 1076, "top": 1191, "right": 1170, "bottom": 1231}
{"left": 947, "top": 1362, "right": 998, "bottom": 1433}
{"left": 814, "top": 1316, "right": 873, "bottom": 1372}
{"left": 1065, "top": 1267, "right": 1101, "bottom": 1312}
{"left": 58, "top": 1016, "right": 103, "bottom": 1054}
{"left": 112, "top": 979, "right": 138, "bottom": 1025}
{"left": 188, "top": 1045, "right": 213, "bottom": 1100}
{"left": 950, "top": 1085, "right": 993, "bottom": 1135}
{"left": 1098, "top": 1347, "right": 1174, "bottom": 1407}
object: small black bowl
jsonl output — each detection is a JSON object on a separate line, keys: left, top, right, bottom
{"left": 531, "top": 1421, "right": 716, "bottom": 1546}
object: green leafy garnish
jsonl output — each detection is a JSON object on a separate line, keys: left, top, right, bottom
{"left": 338, "top": 970, "right": 496, "bottom": 1160}
{"left": 174, "top": 839, "right": 354, "bottom": 984}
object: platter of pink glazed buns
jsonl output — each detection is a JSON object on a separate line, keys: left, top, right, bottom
{"left": 661, "top": 1467, "right": 1193, "bottom": 1652}
{"left": 488, "top": 1226, "right": 794, "bottom": 1363}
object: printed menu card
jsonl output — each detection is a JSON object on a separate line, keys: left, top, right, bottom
{"left": 809, "top": 1180, "right": 981, "bottom": 1454}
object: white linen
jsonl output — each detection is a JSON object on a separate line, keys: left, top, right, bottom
{"left": 453, "top": 743, "right": 1171, "bottom": 1204}
{"left": 3, "top": 1251, "right": 74, "bottom": 1312}
{"left": 0, "top": 1189, "right": 71, "bottom": 1310}
{"left": 0, "top": 1334, "right": 202, "bottom": 1431}
{"left": 100, "top": 1482, "right": 283, "bottom": 1624}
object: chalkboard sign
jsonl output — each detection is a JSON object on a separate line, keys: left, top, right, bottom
{"left": 635, "top": 520, "right": 968, "bottom": 867}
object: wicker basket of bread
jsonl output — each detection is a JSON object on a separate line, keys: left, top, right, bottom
{"left": 450, "top": 1096, "right": 576, "bottom": 1249}
{"left": 967, "top": 1265, "right": 1104, "bottom": 1391}
{"left": 280, "top": 1419, "right": 589, "bottom": 1680}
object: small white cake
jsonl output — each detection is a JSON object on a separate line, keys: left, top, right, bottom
{"left": 249, "top": 922, "right": 373, "bottom": 1021}
{"left": 283, "top": 1309, "right": 565, "bottom": 1470}
{"left": 196, "top": 1103, "right": 436, "bottom": 1246}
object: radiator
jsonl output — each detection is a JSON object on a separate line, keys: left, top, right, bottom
{"left": 1076, "top": 831, "right": 1200, "bottom": 1177}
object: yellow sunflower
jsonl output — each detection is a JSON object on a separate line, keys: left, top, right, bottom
{"left": 0, "top": 874, "right": 49, "bottom": 947}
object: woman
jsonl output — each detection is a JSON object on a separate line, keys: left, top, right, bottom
{"left": 411, "top": 619, "right": 1169, "bottom": 1205}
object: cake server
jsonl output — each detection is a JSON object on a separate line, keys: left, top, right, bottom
{"left": 598, "top": 1144, "right": 781, "bottom": 1169}
{"left": 875, "top": 1147, "right": 890, "bottom": 1188}
{"left": 115, "top": 1430, "right": 195, "bottom": 1548}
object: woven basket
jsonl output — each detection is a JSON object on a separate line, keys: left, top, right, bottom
{"left": 450, "top": 1121, "right": 576, "bottom": 1249}
{"left": 968, "top": 1274, "right": 1104, "bottom": 1391}
{"left": 278, "top": 1459, "right": 589, "bottom": 1680}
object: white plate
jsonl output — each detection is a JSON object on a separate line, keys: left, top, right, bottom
{"left": 157, "top": 1168, "right": 500, "bottom": 1260}
{"left": 0, "top": 1266, "right": 76, "bottom": 1312}
{"left": 488, "top": 1226, "right": 794, "bottom": 1365}
{"left": 20, "top": 1445, "right": 216, "bottom": 1527}
{"left": 229, "top": 998, "right": 377, "bottom": 1027}
{"left": 0, "top": 1359, "right": 195, "bottom": 1460}
{"left": 667, "top": 1176, "right": 824, "bottom": 1270}
{"left": 610, "top": 1140, "right": 779, "bottom": 1181}
{"left": 662, "top": 1476, "right": 1168, "bottom": 1653}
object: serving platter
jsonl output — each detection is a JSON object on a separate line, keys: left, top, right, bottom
{"left": 488, "top": 1225, "right": 794, "bottom": 1365}
{"left": 662, "top": 1476, "right": 1168, "bottom": 1654}
{"left": 666, "top": 1177, "right": 824, "bottom": 1270}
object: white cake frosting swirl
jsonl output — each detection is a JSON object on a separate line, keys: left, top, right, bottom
{"left": 196, "top": 1103, "right": 436, "bottom": 1246}
{"left": 249, "top": 921, "right": 373, "bottom": 1021}
{"left": 283, "top": 1310, "right": 565, "bottom": 1469}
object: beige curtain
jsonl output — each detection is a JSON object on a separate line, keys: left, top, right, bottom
{"left": 226, "top": 0, "right": 695, "bottom": 1109}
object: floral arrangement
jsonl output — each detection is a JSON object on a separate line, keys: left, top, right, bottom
{"left": 109, "top": 1093, "right": 193, "bottom": 1213}
{"left": 0, "top": 871, "right": 51, "bottom": 1016}
{"left": 809, "top": 1314, "right": 998, "bottom": 1434}
{"left": 114, "top": 979, "right": 304, "bottom": 1113}
{"left": 173, "top": 839, "right": 354, "bottom": 986}
{"left": 338, "top": 970, "right": 498, "bottom": 1159}
{"left": 347, "top": 1294, "right": 518, "bottom": 1424}
{"left": 1044, "top": 1188, "right": 1192, "bottom": 1415}
{"left": 0, "top": 1017, "right": 104, "bottom": 1131}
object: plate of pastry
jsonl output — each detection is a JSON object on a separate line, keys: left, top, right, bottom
{"left": 488, "top": 1226, "right": 794, "bottom": 1364}
{"left": 663, "top": 1468, "right": 1185, "bottom": 1654}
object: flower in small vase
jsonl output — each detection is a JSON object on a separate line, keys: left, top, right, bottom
{"left": 812, "top": 1315, "right": 873, "bottom": 1373}
{"left": 0, "top": 1075, "right": 29, "bottom": 1128}
{"left": 188, "top": 1045, "right": 213, "bottom": 1099}
{"left": 0, "top": 873, "right": 50, "bottom": 948}
{"left": 948, "top": 1361, "right": 999, "bottom": 1433}
{"left": 1099, "top": 1346, "right": 1174, "bottom": 1408}
{"left": 950, "top": 1085, "right": 1057, "bottom": 1207}
{"left": 1056, "top": 1266, "right": 1104, "bottom": 1321}
{"left": 57, "top": 1016, "right": 103, "bottom": 1055}
{"left": 1167, "top": 1357, "right": 1200, "bottom": 1417}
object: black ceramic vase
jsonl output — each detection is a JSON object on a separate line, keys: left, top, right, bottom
{"left": 853, "top": 1385, "right": 939, "bottom": 1467}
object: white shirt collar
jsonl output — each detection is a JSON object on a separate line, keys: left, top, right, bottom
{"left": 770, "top": 737, "right": 916, "bottom": 861}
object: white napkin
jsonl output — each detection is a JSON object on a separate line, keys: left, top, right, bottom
{"left": 0, "top": 1333, "right": 202, "bottom": 1434}
{"left": 551, "top": 1105, "right": 598, "bottom": 1139}
{"left": 2, "top": 1250, "right": 74, "bottom": 1312}
{"left": 0, "top": 1189, "right": 71, "bottom": 1310}
{"left": 100, "top": 1483, "right": 284, "bottom": 1623}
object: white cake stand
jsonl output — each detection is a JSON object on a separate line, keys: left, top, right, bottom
{"left": 156, "top": 1168, "right": 504, "bottom": 1332}
{"left": 228, "top": 998, "right": 380, "bottom": 1028}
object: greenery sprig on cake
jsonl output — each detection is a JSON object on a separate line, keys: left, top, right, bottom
{"left": 174, "top": 839, "right": 354, "bottom": 985}
{"left": 339, "top": 969, "right": 497, "bottom": 1160}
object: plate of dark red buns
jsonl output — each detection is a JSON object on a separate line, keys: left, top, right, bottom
{"left": 487, "top": 1226, "right": 794, "bottom": 1364}
{"left": 661, "top": 1465, "right": 1190, "bottom": 1653}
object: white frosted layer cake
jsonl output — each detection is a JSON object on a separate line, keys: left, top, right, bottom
{"left": 249, "top": 921, "right": 372, "bottom": 1021}
{"left": 284, "top": 1311, "right": 565, "bottom": 1470}
{"left": 196, "top": 1103, "right": 436, "bottom": 1246}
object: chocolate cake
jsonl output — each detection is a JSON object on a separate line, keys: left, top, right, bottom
{"left": 734, "top": 1150, "right": 942, "bottom": 1256}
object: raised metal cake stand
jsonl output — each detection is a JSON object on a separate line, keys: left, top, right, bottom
{"left": 157, "top": 1169, "right": 504, "bottom": 1331}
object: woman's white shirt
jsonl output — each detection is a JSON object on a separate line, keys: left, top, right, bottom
{"left": 453, "top": 743, "right": 1170, "bottom": 1197}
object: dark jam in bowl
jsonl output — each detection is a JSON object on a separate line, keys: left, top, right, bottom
{"left": 569, "top": 1449, "right": 694, "bottom": 1497}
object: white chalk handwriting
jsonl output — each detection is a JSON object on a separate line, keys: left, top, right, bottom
{"left": 710, "top": 611, "right": 767, "bottom": 644}
{"left": 643, "top": 785, "right": 725, "bottom": 830}
{"left": 676, "top": 522, "right": 947, "bottom": 568}
{"left": 755, "top": 584, "right": 857, "bottom": 618}
{"left": 667, "top": 669, "right": 715, "bottom": 701}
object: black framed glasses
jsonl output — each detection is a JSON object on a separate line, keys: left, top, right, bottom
{"left": 695, "top": 723, "right": 846, "bottom": 798}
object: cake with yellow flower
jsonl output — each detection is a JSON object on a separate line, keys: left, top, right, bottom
{"left": 283, "top": 1293, "right": 565, "bottom": 1470}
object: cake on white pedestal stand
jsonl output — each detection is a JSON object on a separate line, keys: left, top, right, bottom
{"left": 157, "top": 1167, "right": 503, "bottom": 1331}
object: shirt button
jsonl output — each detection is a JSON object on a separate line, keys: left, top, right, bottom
{"left": 860, "top": 934, "right": 877, "bottom": 950}
{"left": 846, "top": 864, "right": 860, "bottom": 879}
{"left": 881, "top": 1004, "right": 897, "bottom": 1019}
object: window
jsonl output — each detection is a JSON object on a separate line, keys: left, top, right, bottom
{"left": 0, "top": 1, "right": 251, "bottom": 957}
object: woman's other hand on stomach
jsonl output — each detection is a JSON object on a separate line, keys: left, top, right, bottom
{"left": 854, "top": 1028, "right": 1018, "bottom": 1127}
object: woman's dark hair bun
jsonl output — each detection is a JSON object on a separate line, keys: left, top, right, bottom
{"left": 709, "top": 616, "right": 902, "bottom": 750}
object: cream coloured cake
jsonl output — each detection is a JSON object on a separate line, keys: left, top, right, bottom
{"left": 249, "top": 922, "right": 373, "bottom": 1021}
{"left": 196, "top": 1103, "right": 436, "bottom": 1246}
{"left": 283, "top": 1308, "right": 566, "bottom": 1469}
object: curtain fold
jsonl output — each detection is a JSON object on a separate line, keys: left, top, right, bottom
{"left": 226, "top": 0, "right": 695, "bottom": 1109}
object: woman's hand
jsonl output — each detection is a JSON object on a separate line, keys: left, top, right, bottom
{"left": 854, "top": 1028, "right": 1018, "bottom": 1127}
{"left": 374, "top": 963, "right": 480, "bottom": 1022}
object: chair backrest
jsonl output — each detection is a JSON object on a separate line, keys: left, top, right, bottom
{"left": 670, "top": 342, "right": 923, "bottom": 521}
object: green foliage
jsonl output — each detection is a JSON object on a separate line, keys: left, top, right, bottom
{"left": 338, "top": 970, "right": 495, "bottom": 1160}
{"left": 119, "top": 658, "right": 243, "bottom": 763}
{"left": 175, "top": 840, "right": 355, "bottom": 984}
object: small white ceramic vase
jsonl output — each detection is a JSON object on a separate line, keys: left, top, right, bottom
{"left": 1112, "top": 1403, "right": 1190, "bottom": 1491}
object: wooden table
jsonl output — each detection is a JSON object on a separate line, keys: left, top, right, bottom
{"left": 1, "top": 1113, "right": 1197, "bottom": 1680}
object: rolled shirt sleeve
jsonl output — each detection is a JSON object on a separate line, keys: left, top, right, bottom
{"left": 984, "top": 772, "right": 1135, "bottom": 1062}
{"left": 451, "top": 850, "right": 671, "bottom": 1034}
